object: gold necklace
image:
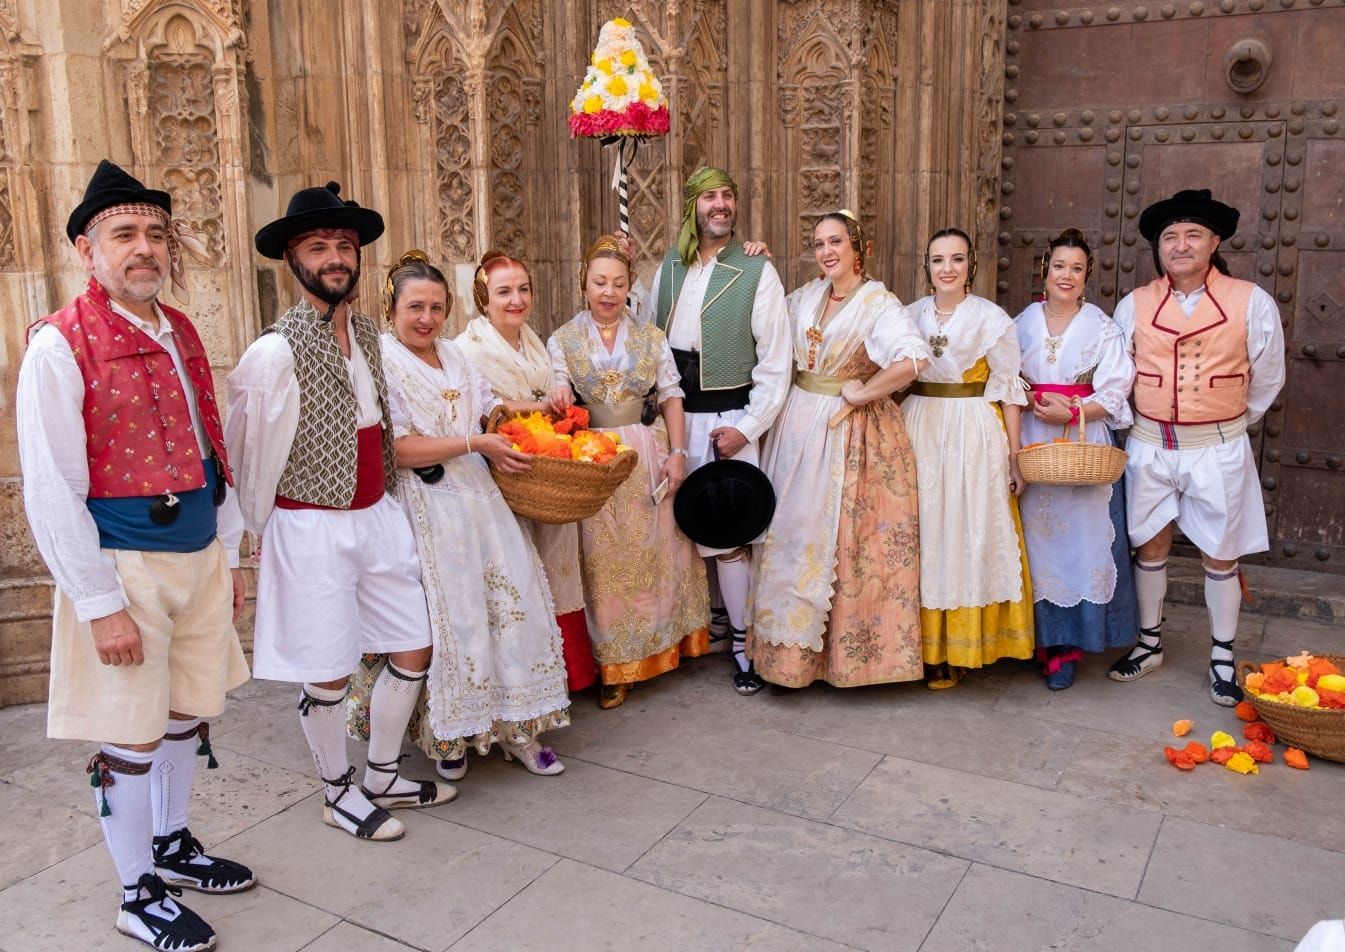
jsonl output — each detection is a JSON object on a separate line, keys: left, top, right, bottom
{"left": 595, "top": 319, "right": 619, "bottom": 340}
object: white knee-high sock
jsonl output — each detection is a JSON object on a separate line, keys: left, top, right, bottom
{"left": 1205, "top": 564, "right": 1242, "bottom": 676}
{"left": 91, "top": 744, "right": 156, "bottom": 897}
{"left": 716, "top": 556, "right": 751, "bottom": 631}
{"left": 299, "top": 683, "right": 352, "bottom": 796}
{"left": 151, "top": 718, "right": 201, "bottom": 837}
{"left": 363, "top": 662, "right": 426, "bottom": 796}
{"left": 1134, "top": 558, "right": 1167, "bottom": 632}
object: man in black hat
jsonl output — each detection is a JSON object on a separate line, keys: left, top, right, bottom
{"left": 17, "top": 159, "right": 255, "bottom": 952}
{"left": 226, "top": 182, "right": 452, "bottom": 843}
{"left": 1108, "top": 188, "right": 1285, "bottom": 706}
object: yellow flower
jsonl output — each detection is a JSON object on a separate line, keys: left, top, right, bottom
{"left": 608, "top": 75, "right": 628, "bottom": 97}
{"left": 1210, "top": 730, "right": 1236, "bottom": 749}
{"left": 1291, "top": 685, "right": 1321, "bottom": 708}
{"left": 583, "top": 94, "right": 604, "bottom": 114}
{"left": 620, "top": 49, "right": 637, "bottom": 68}
{"left": 613, "top": 17, "right": 631, "bottom": 27}
{"left": 596, "top": 57, "right": 613, "bottom": 75}
{"left": 638, "top": 78, "right": 659, "bottom": 102}
{"left": 1224, "top": 751, "right": 1259, "bottom": 775}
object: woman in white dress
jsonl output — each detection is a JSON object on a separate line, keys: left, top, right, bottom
{"left": 1015, "top": 228, "right": 1138, "bottom": 689}
{"left": 351, "top": 251, "right": 570, "bottom": 780}
{"left": 548, "top": 234, "right": 709, "bottom": 709}
{"left": 750, "top": 211, "right": 928, "bottom": 687}
{"left": 455, "top": 250, "right": 598, "bottom": 694}
{"left": 903, "top": 228, "right": 1034, "bottom": 688}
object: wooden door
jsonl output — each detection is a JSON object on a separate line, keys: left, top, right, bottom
{"left": 999, "top": 2, "right": 1345, "bottom": 572}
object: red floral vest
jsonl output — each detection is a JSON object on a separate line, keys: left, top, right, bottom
{"left": 31, "top": 278, "right": 231, "bottom": 498}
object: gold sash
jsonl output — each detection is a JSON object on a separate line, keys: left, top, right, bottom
{"left": 794, "top": 370, "right": 849, "bottom": 396}
{"left": 908, "top": 380, "right": 987, "bottom": 398}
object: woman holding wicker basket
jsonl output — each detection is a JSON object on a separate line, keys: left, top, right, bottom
{"left": 350, "top": 251, "right": 571, "bottom": 783}
{"left": 547, "top": 234, "right": 710, "bottom": 709}
{"left": 1014, "top": 229, "right": 1139, "bottom": 690}
{"left": 455, "top": 251, "right": 599, "bottom": 694}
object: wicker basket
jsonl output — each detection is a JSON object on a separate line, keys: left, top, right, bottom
{"left": 1017, "top": 407, "right": 1127, "bottom": 486}
{"left": 485, "top": 406, "right": 639, "bottom": 524}
{"left": 1236, "top": 655, "right": 1345, "bottom": 764}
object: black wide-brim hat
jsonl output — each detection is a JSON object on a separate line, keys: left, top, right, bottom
{"left": 1139, "top": 188, "right": 1239, "bottom": 243}
{"left": 674, "top": 459, "right": 776, "bottom": 550}
{"left": 255, "top": 181, "right": 385, "bottom": 259}
{"left": 66, "top": 159, "right": 172, "bottom": 243}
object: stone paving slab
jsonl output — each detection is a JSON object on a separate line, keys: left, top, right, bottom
{"left": 217, "top": 801, "right": 558, "bottom": 951}
{"left": 0, "top": 779, "right": 102, "bottom": 890}
{"left": 441, "top": 752, "right": 706, "bottom": 873}
{"left": 830, "top": 756, "right": 1163, "bottom": 898}
{"left": 628, "top": 795, "right": 968, "bottom": 951}
{"left": 448, "top": 858, "right": 856, "bottom": 952}
{"left": 1055, "top": 728, "right": 1345, "bottom": 852}
{"left": 1139, "top": 816, "right": 1345, "bottom": 941}
{"left": 920, "top": 863, "right": 1292, "bottom": 952}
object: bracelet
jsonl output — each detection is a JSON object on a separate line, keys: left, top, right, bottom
{"left": 670, "top": 447, "right": 688, "bottom": 457}
{"left": 465, "top": 432, "right": 472, "bottom": 455}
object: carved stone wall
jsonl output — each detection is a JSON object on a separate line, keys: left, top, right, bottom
{"left": 0, "top": 0, "right": 1008, "bottom": 705}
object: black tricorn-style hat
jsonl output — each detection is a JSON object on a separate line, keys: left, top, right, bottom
{"left": 254, "top": 181, "right": 385, "bottom": 260}
{"left": 1138, "top": 188, "right": 1239, "bottom": 243}
{"left": 65, "top": 159, "right": 172, "bottom": 244}
{"left": 673, "top": 458, "right": 776, "bottom": 551}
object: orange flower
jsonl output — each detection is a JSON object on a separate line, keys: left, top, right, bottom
{"left": 1171, "top": 719, "right": 1193, "bottom": 737}
{"left": 1307, "top": 657, "right": 1341, "bottom": 688}
{"left": 1242, "top": 740, "right": 1273, "bottom": 764}
{"left": 1209, "top": 746, "right": 1240, "bottom": 766}
{"left": 1163, "top": 747, "right": 1196, "bottom": 771}
{"left": 1243, "top": 722, "right": 1276, "bottom": 745}
{"left": 1284, "top": 748, "right": 1310, "bottom": 770}
{"left": 1183, "top": 741, "right": 1209, "bottom": 764}
{"left": 1233, "top": 701, "right": 1259, "bottom": 723}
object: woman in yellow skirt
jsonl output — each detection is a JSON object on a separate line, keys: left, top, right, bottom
{"left": 902, "top": 228, "right": 1034, "bottom": 687}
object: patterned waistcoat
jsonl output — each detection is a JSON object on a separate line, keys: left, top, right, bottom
{"left": 553, "top": 316, "right": 663, "bottom": 406}
{"left": 653, "top": 241, "right": 765, "bottom": 391}
{"left": 267, "top": 300, "right": 397, "bottom": 507}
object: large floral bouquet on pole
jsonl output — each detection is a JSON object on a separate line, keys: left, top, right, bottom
{"left": 569, "top": 17, "right": 669, "bottom": 232}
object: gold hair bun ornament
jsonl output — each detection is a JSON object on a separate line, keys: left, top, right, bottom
{"left": 836, "top": 208, "right": 859, "bottom": 222}
{"left": 383, "top": 248, "right": 434, "bottom": 317}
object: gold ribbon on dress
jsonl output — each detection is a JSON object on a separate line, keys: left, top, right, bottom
{"left": 908, "top": 380, "right": 987, "bottom": 398}
{"left": 585, "top": 400, "right": 645, "bottom": 428}
{"left": 794, "top": 370, "right": 850, "bottom": 396}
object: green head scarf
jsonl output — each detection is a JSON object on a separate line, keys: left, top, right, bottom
{"left": 677, "top": 167, "right": 738, "bottom": 267}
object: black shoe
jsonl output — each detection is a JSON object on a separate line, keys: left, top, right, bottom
{"left": 117, "top": 873, "right": 217, "bottom": 951}
{"left": 733, "top": 666, "right": 766, "bottom": 696}
{"left": 152, "top": 828, "right": 257, "bottom": 894}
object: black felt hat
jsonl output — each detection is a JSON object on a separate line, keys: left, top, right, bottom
{"left": 674, "top": 458, "right": 776, "bottom": 550}
{"left": 66, "top": 159, "right": 172, "bottom": 243}
{"left": 1138, "top": 188, "right": 1240, "bottom": 243}
{"left": 254, "top": 181, "right": 385, "bottom": 259}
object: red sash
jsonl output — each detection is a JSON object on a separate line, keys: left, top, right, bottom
{"left": 275, "top": 425, "right": 386, "bottom": 511}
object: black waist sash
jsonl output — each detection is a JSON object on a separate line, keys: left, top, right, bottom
{"left": 673, "top": 348, "right": 752, "bottom": 414}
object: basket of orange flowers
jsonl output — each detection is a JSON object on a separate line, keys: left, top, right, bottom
{"left": 486, "top": 405, "right": 639, "bottom": 524}
{"left": 1237, "top": 652, "right": 1345, "bottom": 763}
{"left": 1016, "top": 401, "right": 1127, "bottom": 486}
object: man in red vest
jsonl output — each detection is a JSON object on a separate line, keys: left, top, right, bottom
{"left": 1108, "top": 189, "right": 1285, "bottom": 706}
{"left": 17, "top": 160, "right": 255, "bottom": 952}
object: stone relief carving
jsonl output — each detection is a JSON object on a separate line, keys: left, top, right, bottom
{"left": 149, "top": 50, "right": 225, "bottom": 260}
{"left": 486, "top": 3, "right": 543, "bottom": 259}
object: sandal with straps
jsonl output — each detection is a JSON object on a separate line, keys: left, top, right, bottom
{"left": 321, "top": 767, "right": 405, "bottom": 841}
{"left": 361, "top": 755, "right": 457, "bottom": 810}
{"left": 1209, "top": 636, "right": 1244, "bottom": 707}
{"left": 117, "top": 872, "right": 217, "bottom": 952}
{"left": 153, "top": 828, "right": 256, "bottom": 894}
{"left": 1107, "top": 627, "right": 1164, "bottom": 682}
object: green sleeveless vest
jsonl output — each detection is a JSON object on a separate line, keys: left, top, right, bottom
{"left": 654, "top": 240, "right": 765, "bottom": 391}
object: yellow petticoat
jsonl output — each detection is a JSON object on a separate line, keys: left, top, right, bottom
{"left": 919, "top": 359, "right": 1034, "bottom": 668}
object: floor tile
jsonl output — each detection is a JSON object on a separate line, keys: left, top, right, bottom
{"left": 448, "top": 858, "right": 853, "bottom": 952}
{"left": 0, "top": 779, "right": 102, "bottom": 890}
{"left": 1139, "top": 816, "right": 1345, "bottom": 941}
{"left": 219, "top": 796, "right": 557, "bottom": 949}
{"left": 438, "top": 753, "right": 705, "bottom": 872}
{"left": 830, "top": 757, "right": 1161, "bottom": 898}
{"left": 628, "top": 796, "right": 967, "bottom": 951}
{"left": 920, "top": 863, "right": 1290, "bottom": 951}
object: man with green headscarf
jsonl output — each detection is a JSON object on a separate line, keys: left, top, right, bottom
{"left": 636, "top": 166, "right": 791, "bottom": 697}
